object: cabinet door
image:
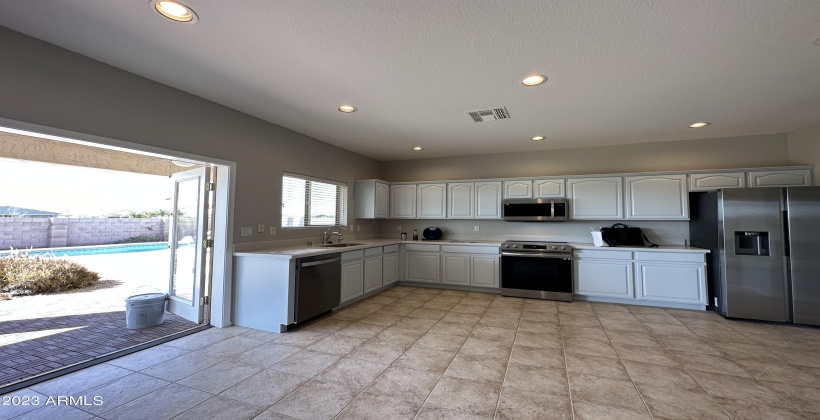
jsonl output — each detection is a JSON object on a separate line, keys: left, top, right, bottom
{"left": 503, "top": 180, "right": 532, "bottom": 199}
{"left": 404, "top": 252, "right": 440, "bottom": 283}
{"left": 625, "top": 174, "right": 689, "bottom": 220}
{"left": 533, "top": 179, "right": 565, "bottom": 198}
{"left": 748, "top": 169, "right": 812, "bottom": 187}
{"left": 448, "top": 182, "right": 475, "bottom": 219}
{"left": 417, "top": 183, "right": 447, "bottom": 219}
{"left": 567, "top": 177, "right": 623, "bottom": 220}
{"left": 635, "top": 262, "right": 706, "bottom": 305}
{"left": 442, "top": 254, "right": 470, "bottom": 285}
{"left": 363, "top": 255, "right": 383, "bottom": 293}
{"left": 382, "top": 252, "right": 398, "bottom": 285}
{"left": 573, "top": 259, "right": 633, "bottom": 298}
{"left": 475, "top": 181, "right": 502, "bottom": 219}
{"left": 689, "top": 172, "right": 745, "bottom": 191}
{"left": 471, "top": 255, "right": 499, "bottom": 288}
{"left": 340, "top": 260, "right": 364, "bottom": 303}
{"left": 390, "top": 184, "right": 417, "bottom": 218}
{"left": 375, "top": 182, "right": 389, "bottom": 218}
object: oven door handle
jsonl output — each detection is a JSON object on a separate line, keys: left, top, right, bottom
{"left": 501, "top": 252, "right": 572, "bottom": 260}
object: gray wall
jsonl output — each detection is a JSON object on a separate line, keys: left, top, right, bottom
{"left": 381, "top": 133, "right": 791, "bottom": 182}
{"left": 0, "top": 27, "right": 381, "bottom": 244}
{"left": 788, "top": 119, "right": 820, "bottom": 185}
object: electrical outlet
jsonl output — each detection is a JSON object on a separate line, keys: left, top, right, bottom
{"left": 257, "top": 223, "right": 265, "bottom": 233}
{"left": 357, "top": 225, "right": 361, "bottom": 231}
{"left": 349, "top": 225, "right": 354, "bottom": 231}
{"left": 396, "top": 225, "right": 401, "bottom": 230}
{"left": 270, "top": 227, "right": 276, "bottom": 235}
{"left": 474, "top": 225, "right": 480, "bottom": 232}
{"left": 241, "top": 227, "right": 252, "bottom": 237}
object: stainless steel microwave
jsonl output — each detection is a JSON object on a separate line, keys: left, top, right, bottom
{"left": 502, "top": 198, "right": 569, "bottom": 222}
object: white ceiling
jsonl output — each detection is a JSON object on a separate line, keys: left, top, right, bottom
{"left": 1, "top": 1, "right": 819, "bottom": 161}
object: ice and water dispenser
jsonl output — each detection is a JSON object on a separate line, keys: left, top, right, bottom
{"left": 734, "top": 231, "right": 770, "bottom": 256}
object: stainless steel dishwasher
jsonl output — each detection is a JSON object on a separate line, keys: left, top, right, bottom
{"left": 294, "top": 253, "right": 341, "bottom": 323}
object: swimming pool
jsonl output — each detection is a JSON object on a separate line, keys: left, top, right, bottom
{"left": 0, "top": 242, "right": 170, "bottom": 257}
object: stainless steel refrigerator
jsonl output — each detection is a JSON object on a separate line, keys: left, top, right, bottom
{"left": 689, "top": 187, "right": 820, "bottom": 325}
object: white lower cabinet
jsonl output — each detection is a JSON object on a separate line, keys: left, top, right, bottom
{"left": 442, "top": 254, "right": 470, "bottom": 285}
{"left": 471, "top": 255, "right": 499, "bottom": 288}
{"left": 634, "top": 252, "right": 706, "bottom": 305}
{"left": 340, "top": 259, "right": 364, "bottom": 303}
{"left": 404, "top": 244, "right": 441, "bottom": 283}
{"left": 382, "top": 251, "right": 398, "bottom": 286}
{"left": 363, "top": 255, "right": 383, "bottom": 294}
{"left": 574, "top": 251, "right": 634, "bottom": 298}
{"left": 573, "top": 249, "right": 708, "bottom": 309}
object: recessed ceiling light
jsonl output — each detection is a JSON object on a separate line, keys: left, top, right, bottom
{"left": 531, "top": 136, "right": 546, "bottom": 141}
{"left": 412, "top": 146, "right": 423, "bottom": 151}
{"left": 338, "top": 105, "right": 358, "bottom": 113}
{"left": 522, "top": 75, "right": 547, "bottom": 86}
{"left": 151, "top": 0, "right": 198, "bottom": 23}
{"left": 688, "top": 122, "right": 711, "bottom": 128}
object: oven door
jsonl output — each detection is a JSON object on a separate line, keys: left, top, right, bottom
{"left": 500, "top": 253, "right": 573, "bottom": 301}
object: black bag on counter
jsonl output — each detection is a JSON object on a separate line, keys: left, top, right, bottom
{"left": 600, "top": 223, "right": 659, "bottom": 247}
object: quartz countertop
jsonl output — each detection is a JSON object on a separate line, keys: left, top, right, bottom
{"left": 233, "top": 239, "right": 502, "bottom": 259}
{"left": 569, "top": 243, "right": 710, "bottom": 253}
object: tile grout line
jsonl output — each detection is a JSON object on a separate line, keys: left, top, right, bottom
{"left": 411, "top": 292, "right": 492, "bottom": 420}
{"left": 633, "top": 307, "right": 744, "bottom": 420}
{"left": 591, "top": 305, "right": 657, "bottom": 420}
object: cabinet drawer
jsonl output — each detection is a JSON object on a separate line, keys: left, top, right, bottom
{"left": 574, "top": 249, "right": 633, "bottom": 260}
{"left": 341, "top": 250, "right": 364, "bottom": 261}
{"left": 383, "top": 244, "right": 399, "bottom": 253}
{"left": 634, "top": 252, "right": 705, "bottom": 263}
{"left": 440, "top": 245, "right": 499, "bottom": 254}
{"left": 404, "top": 243, "right": 440, "bottom": 252}
{"left": 364, "top": 247, "right": 383, "bottom": 257}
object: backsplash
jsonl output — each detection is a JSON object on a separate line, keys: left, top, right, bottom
{"left": 375, "top": 219, "right": 689, "bottom": 246}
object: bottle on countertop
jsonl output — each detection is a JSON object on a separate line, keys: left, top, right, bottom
{"left": 412, "top": 229, "right": 418, "bottom": 241}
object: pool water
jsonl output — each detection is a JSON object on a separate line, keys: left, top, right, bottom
{"left": 1, "top": 242, "right": 170, "bottom": 257}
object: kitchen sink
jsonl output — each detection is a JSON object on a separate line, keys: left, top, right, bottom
{"left": 320, "top": 243, "right": 363, "bottom": 248}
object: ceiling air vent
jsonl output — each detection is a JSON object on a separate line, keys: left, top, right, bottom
{"left": 466, "top": 107, "right": 509, "bottom": 122}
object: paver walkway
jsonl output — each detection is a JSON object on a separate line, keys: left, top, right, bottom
{"left": 0, "top": 249, "right": 199, "bottom": 388}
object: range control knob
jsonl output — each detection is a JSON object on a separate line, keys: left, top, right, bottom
{"left": 512, "top": 244, "right": 518, "bottom": 249}
{"left": 503, "top": 244, "right": 510, "bottom": 249}
{"left": 560, "top": 246, "right": 567, "bottom": 250}
{"left": 551, "top": 246, "right": 558, "bottom": 250}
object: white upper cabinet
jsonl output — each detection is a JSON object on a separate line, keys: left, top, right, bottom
{"left": 533, "top": 178, "right": 565, "bottom": 198}
{"left": 567, "top": 177, "right": 623, "bottom": 220}
{"left": 448, "top": 182, "right": 475, "bottom": 219}
{"left": 417, "top": 183, "right": 447, "bottom": 219}
{"left": 390, "top": 184, "right": 417, "bottom": 218}
{"left": 503, "top": 180, "right": 532, "bottom": 199}
{"left": 625, "top": 174, "right": 689, "bottom": 220}
{"left": 688, "top": 172, "right": 746, "bottom": 191}
{"left": 354, "top": 180, "right": 390, "bottom": 219}
{"left": 748, "top": 169, "right": 812, "bottom": 187}
{"left": 475, "top": 181, "right": 502, "bottom": 219}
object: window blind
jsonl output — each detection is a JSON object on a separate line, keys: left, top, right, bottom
{"left": 282, "top": 173, "right": 347, "bottom": 228}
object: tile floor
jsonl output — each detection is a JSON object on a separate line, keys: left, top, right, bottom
{"left": 0, "top": 311, "right": 198, "bottom": 387}
{"left": 3, "top": 285, "right": 820, "bottom": 419}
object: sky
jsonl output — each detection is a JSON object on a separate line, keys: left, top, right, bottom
{"left": 1, "top": 158, "right": 173, "bottom": 216}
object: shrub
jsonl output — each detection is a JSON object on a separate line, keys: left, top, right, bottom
{"left": 114, "top": 234, "right": 164, "bottom": 244}
{"left": 0, "top": 254, "right": 100, "bottom": 295}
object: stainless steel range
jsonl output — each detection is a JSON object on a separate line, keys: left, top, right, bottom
{"left": 500, "top": 240, "right": 573, "bottom": 301}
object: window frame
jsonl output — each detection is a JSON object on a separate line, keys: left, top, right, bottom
{"left": 281, "top": 172, "right": 348, "bottom": 229}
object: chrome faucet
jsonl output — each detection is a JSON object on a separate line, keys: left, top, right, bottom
{"left": 322, "top": 226, "right": 346, "bottom": 244}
